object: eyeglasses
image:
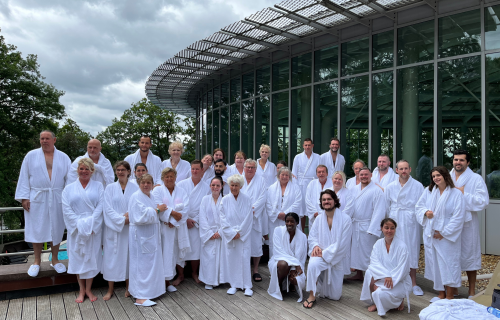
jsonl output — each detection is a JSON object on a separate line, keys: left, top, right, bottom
{"left": 244, "top": 166, "right": 256, "bottom": 169}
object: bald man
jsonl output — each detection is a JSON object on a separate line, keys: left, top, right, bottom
{"left": 67, "top": 139, "right": 114, "bottom": 188}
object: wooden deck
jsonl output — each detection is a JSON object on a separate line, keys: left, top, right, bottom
{"left": 0, "top": 266, "right": 469, "bottom": 320}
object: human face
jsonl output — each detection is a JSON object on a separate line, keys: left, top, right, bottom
{"left": 359, "top": 169, "right": 371, "bottom": 184}
{"left": 279, "top": 172, "right": 290, "bottom": 184}
{"left": 353, "top": 162, "right": 364, "bottom": 177}
{"left": 210, "top": 179, "right": 222, "bottom": 195}
{"left": 78, "top": 164, "right": 92, "bottom": 181}
{"left": 163, "top": 172, "right": 176, "bottom": 189}
{"left": 191, "top": 163, "right": 203, "bottom": 179}
{"left": 453, "top": 154, "right": 469, "bottom": 173}
{"left": 244, "top": 163, "right": 257, "bottom": 179}
{"left": 316, "top": 167, "right": 327, "bottom": 181}
{"left": 40, "top": 132, "right": 56, "bottom": 151}
{"left": 260, "top": 148, "right": 270, "bottom": 160}
{"left": 329, "top": 140, "right": 340, "bottom": 153}
{"left": 285, "top": 215, "right": 297, "bottom": 233}
{"left": 139, "top": 179, "right": 153, "bottom": 195}
{"left": 202, "top": 155, "right": 213, "bottom": 168}
{"left": 332, "top": 173, "right": 343, "bottom": 190}
{"left": 235, "top": 155, "right": 245, "bottom": 167}
{"left": 115, "top": 165, "right": 130, "bottom": 180}
{"left": 432, "top": 171, "right": 446, "bottom": 189}
{"left": 134, "top": 166, "right": 147, "bottom": 178}
{"left": 87, "top": 140, "right": 101, "bottom": 158}
{"left": 321, "top": 194, "right": 335, "bottom": 211}
{"left": 377, "top": 156, "right": 390, "bottom": 172}
{"left": 303, "top": 141, "right": 313, "bottom": 153}
{"left": 214, "top": 162, "right": 226, "bottom": 176}
{"left": 382, "top": 222, "right": 396, "bottom": 240}
{"left": 397, "top": 162, "right": 411, "bottom": 180}
{"left": 169, "top": 147, "right": 182, "bottom": 159}
{"left": 138, "top": 137, "right": 152, "bottom": 152}
{"left": 230, "top": 182, "right": 241, "bottom": 196}
{"left": 213, "top": 151, "right": 224, "bottom": 161}
{"left": 276, "top": 163, "right": 285, "bottom": 172}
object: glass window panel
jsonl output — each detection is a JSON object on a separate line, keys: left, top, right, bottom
{"left": 486, "top": 52, "right": 500, "bottom": 198}
{"left": 230, "top": 104, "right": 240, "bottom": 161}
{"left": 372, "top": 71, "right": 393, "bottom": 165}
{"left": 291, "top": 52, "right": 312, "bottom": 87}
{"left": 272, "top": 92, "right": 289, "bottom": 162}
{"left": 485, "top": 5, "right": 500, "bottom": 50}
{"left": 438, "top": 10, "right": 481, "bottom": 58}
{"left": 202, "top": 113, "right": 207, "bottom": 156}
{"left": 214, "top": 86, "right": 220, "bottom": 109}
{"left": 207, "top": 90, "right": 213, "bottom": 112}
{"left": 314, "top": 45, "right": 338, "bottom": 82}
{"left": 198, "top": 115, "right": 203, "bottom": 157}
{"left": 220, "top": 106, "right": 229, "bottom": 159}
{"left": 242, "top": 72, "right": 254, "bottom": 100}
{"left": 439, "top": 56, "right": 481, "bottom": 171}
{"left": 397, "top": 64, "right": 434, "bottom": 186}
{"left": 213, "top": 109, "right": 220, "bottom": 149}
{"left": 341, "top": 37, "right": 369, "bottom": 77}
{"left": 314, "top": 81, "right": 338, "bottom": 154}
{"left": 221, "top": 82, "right": 229, "bottom": 106}
{"left": 398, "top": 20, "right": 434, "bottom": 66}
{"left": 242, "top": 100, "right": 254, "bottom": 159}
{"left": 207, "top": 112, "right": 212, "bottom": 152}
{"left": 230, "top": 78, "right": 241, "bottom": 103}
{"left": 272, "top": 60, "right": 289, "bottom": 91}
{"left": 256, "top": 66, "right": 270, "bottom": 95}
{"left": 202, "top": 93, "right": 207, "bottom": 114}
{"left": 373, "top": 30, "right": 394, "bottom": 71}
{"left": 291, "top": 87, "right": 312, "bottom": 156}
{"left": 256, "top": 96, "right": 271, "bottom": 152}
{"left": 341, "top": 75, "right": 369, "bottom": 177}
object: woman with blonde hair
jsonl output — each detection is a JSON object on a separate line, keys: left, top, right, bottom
{"left": 256, "top": 144, "right": 276, "bottom": 188}
{"left": 162, "top": 141, "right": 191, "bottom": 182}
{"left": 230, "top": 151, "right": 247, "bottom": 176}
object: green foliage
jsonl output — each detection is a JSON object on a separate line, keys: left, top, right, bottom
{"left": 55, "top": 118, "right": 94, "bottom": 161}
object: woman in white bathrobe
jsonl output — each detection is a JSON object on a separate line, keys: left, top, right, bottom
{"left": 62, "top": 158, "right": 104, "bottom": 303}
{"left": 268, "top": 212, "right": 307, "bottom": 302}
{"left": 331, "top": 170, "right": 352, "bottom": 276}
{"left": 416, "top": 166, "right": 465, "bottom": 301}
{"left": 256, "top": 144, "right": 276, "bottom": 242}
{"left": 201, "top": 154, "right": 215, "bottom": 183}
{"left": 162, "top": 142, "right": 191, "bottom": 182}
{"left": 360, "top": 218, "right": 412, "bottom": 316}
{"left": 199, "top": 176, "right": 224, "bottom": 290}
{"left": 102, "top": 161, "right": 139, "bottom": 301}
{"left": 130, "top": 163, "right": 148, "bottom": 186}
{"left": 230, "top": 151, "right": 246, "bottom": 177}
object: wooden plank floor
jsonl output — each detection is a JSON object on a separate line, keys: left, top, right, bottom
{"left": 0, "top": 265, "right": 469, "bottom": 320}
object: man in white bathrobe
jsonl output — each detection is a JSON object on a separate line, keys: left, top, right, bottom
{"left": 385, "top": 160, "right": 424, "bottom": 296}
{"left": 451, "top": 150, "right": 489, "bottom": 297}
{"left": 67, "top": 139, "right": 114, "bottom": 188}
{"left": 319, "top": 138, "right": 345, "bottom": 180}
{"left": 343, "top": 167, "right": 386, "bottom": 281}
{"left": 372, "top": 154, "right": 398, "bottom": 190}
{"left": 240, "top": 159, "right": 267, "bottom": 282}
{"left": 124, "top": 136, "right": 162, "bottom": 185}
{"left": 346, "top": 159, "right": 365, "bottom": 189}
{"left": 305, "top": 165, "right": 333, "bottom": 228}
{"left": 304, "top": 189, "right": 352, "bottom": 308}
{"left": 214, "top": 159, "right": 231, "bottom": 195}
{"left": 292, "top": 138, "right": 320, "bottom": 230}
{"left": 175, "top": 160, "right": 211, "bottom": 285}
{"left": 15, "top": 130, "right": 71, "bottom": 277}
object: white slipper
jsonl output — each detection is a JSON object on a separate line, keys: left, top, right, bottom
{"left": 244, "top": 288, "right": 253, "bottom": 297}
{"left": 227, "top": 287, "right": 237, "bottom": 295}
{"left": 27, "top": 264, "right": 40, "bottom": 277}
{"left": 468, "top": 295, "right": 473, "bottom": 299}
{"left": 205, "top": 285, "right": 213, "bottom": 290}
{"left": 412, "top": 285, "right": 424, "bottom": 296}
{"left": 50, "top": 263, "right": 67, "bottom": 273}
{"left": 167, "top": 285, "right": 177, "bottom": 292}
{"left": 134, "top": 299, "right": 156, "bottom": 307}
{"left": 430, "top": 297, "right": 441, "bottom": 303}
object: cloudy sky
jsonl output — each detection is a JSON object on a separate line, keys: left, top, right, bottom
{"left": 0, "top": 0, "right": 277, "bottom": 135}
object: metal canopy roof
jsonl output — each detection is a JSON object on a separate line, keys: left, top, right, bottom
{"left": 146, "top": 0, "right": 432, "bottom": 117}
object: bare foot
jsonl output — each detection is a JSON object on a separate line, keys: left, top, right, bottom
{"left": 192, "top": 273, "right": 201, "bottom": 284}
{"left": 103, "top": 291, "right": 113, "bottom": 301}
{"left": 453, "top": 288, "right": 459, "bottom": 296}
{"left": 124, "top": 290, "right": 131, "bottom": 298}
{"left": 86, "top": 291, "right": 98, "bottom": 302}
{"left": 76, "top": 292, "right": 85, "bottom": 303}
{"left": 397, "top": 300, "right": 404, "bottom": 311}
{"left": 172, "top": 275, "right": 184, "bottom": 286}
{"left": 347, "top": 274, "right": 363, "bottom": 281}
{"left": 136, "top": 298, "right": 146, "bottom": 305}
{"left": 368, "top": 304, "right": 377, "bottom": 312}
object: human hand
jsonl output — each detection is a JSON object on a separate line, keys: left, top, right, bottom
{"left": 157, "top": 204, "right": 167, "bottom": 212}
{"left": 187, "top": 219, "right": 196, "bottom": 229}
{"left": 171, "top": 211, "right": 182, "bottom": 222}
{"left": 311, "top": 246, "right": 322, "bottom": 257}
{"left": 433, "top": 230, "right": 443, "bottom": 240}
{"left": 168, "top": 222, "right": 175, "bottom": 228}
{"left": 296, "top": 265, "right": 303, "bottom": 276}
{"left": 384, "top": 277, "right": 393, "bottom": 289}
{"left": 314, "top": 212, "right": 319, "bottom": 218}
{"left": 232, "top": 233, "right": 241, "bottom": 240}
{"left": 124, "top": 212, "right": 129, "bottom": 225}
{"left": 425, "top": 210, "right": 434, "bottom": 219}
{"left": 456, "top": 186, "right": 465, "bottom": 194}
{"left": 22, "top": 199, "right": 30, "bottom": 212}
{"left": 278, "top": 212, "right": 286, "bottom": 220}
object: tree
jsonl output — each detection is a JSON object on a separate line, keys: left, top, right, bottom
{"left": 182, "top": 116, "right": 196, "bottom": 163}
{"left": 55, "top": 118, "right": 94, "bottom": 161}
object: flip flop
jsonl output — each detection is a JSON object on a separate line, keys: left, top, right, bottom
{"left": 253, "top": 273, "right": 262, "bottom": 282}
{"left": 303, "top": 299, "right": 316, "bottom": 309}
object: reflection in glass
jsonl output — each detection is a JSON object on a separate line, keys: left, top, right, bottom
{"left": 439, "top": 56, "right": 481, "bottom": 171}
{"left": 272, "top": 60, "right": 290, "bottom": 91}
{"left": 314, "top": 81, "right": 338, "bottom": 154}
{"left": 242, "top": 73, "right": 254, "bottom": 100}
{"left": 341, "top": 37, "right": 369, "bottom": 76}
{"left": 202, "top": 113, "right": 207, "bottom": 156}
{"left": 341, "top": 75, "right": 369, "bottom": 177}
{"left": 256, "top": 66, "right": 270, "bottom": 96}
{"left": 372, "top": 71, "right": 393, "bottom": 165}
{"left": 207, "top": 112, "right": 212, "bottom": 153}
{"left": 256, "top": 96, "right": 270, "bottom": 151}
{"left": 438, "top": 10, "right": 481, "bottom": 58}
{"left": 198, "top": 114, "right": 203, "bottom": 157}
{"left": 230, "top": 78, "right": 241, "bottom": 103}
{"left": 207, "top": 90, "right": 213, "bottom": 112}
{"left": 291, "top": 87, "right": 312, "bottom": 156}
{"left": 202, "top": 93, "right": 207, "bottom": 115}
{"left": 398, "top": 20, "right": 434, "bottom": 66}
{"left": 314, "top": 46, "right": 338, "bottom": 82}
{"left": 486, "top": 53, "right": 500, "bottom": 198}
{"left": 291, "top": 53, "right": 312, "bottom": 87}
{"left": 241, "top": 100, "right": 254, "bottom": 159}
{"left": 396, "top": 64, "right": 434, "bottom": 186}
{"left": 220, "top": 107, "right": 229, "bottom": 160}
{"left": 214, "top": 86, "right": 220, "bottom": 109}
{"left": 373, "top": 31, "right": 394, "bottom": 71}
{"left": 221, "top": 82, "right": 229, "bottom": 106}
{"left": 230, "top": 104, "right": 240, "bottom": 162}
{"left": 272, "top": 92, "right": 289, "bottom": 162}
{"left": 485, "top": 5, "right": 500, "bottom": 50}
{"left": 213, "top": 109, "right": 219, "bottom": 149}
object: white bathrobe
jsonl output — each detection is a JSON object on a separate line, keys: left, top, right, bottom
{"left": 15, "top": 147, "right": 71, "bottom": 245}
{"left": 219, "top": 192, "right": 253, "bottom": 290}
{"left": 450, "top": 168, "right": 489, "bottom": 271}
{"left": 306, "top": 210, "right": 352, "bottom": 300}
{"left": 266, "top": 181, "right": 302, "bottom": 258}
{"left": 319, "top": 152, "right": 346, "bottom": 180}
{"left": 177, "top": 178, "right": 211, "bottom": 261}
{"left": 305, "top": 179, "right": 333, "bottom": 227}
{"left": 256, "top": 158, "right": 277, "bottom": 188}
{"left": 62, "top": 180, "right": 104, "bottom": 279}
{"left": 229, "top": 164, "right": 245, "bottom": 177}
{"left": 416, "top": 186, "right": 465, "bottom": 290}
{"left": 241, "top": 175, "right": 267, "bottom": 257}
{"left": 346, "top": 176, "right": 359, "bottom": 190}
{"left": 267, "top": 226, "right": 307, "bottom": 302}
{"left": 127, "top": 190, "right": 165, "bottom": 300}
{"left": 343, "top": 181, "right": 386, "bottom": 271}
{"left": 292, "top": 152, "right": 320, "bottom": 217}
{"left": 152, "top": 185, "right": 190, "bottom": 280}
{"left": 385, "top": 177, "right": 424, "bottom": 269}
{"left": 102, "top": 180, "right": 139, "bottom": 281}
{"left": 67, "top": 152, "right": 115, "bottom": 188}
{"left": 201, "top": 167, "right": 215, "bottom": 184}
{"left": 360, "top": 237, "right": 412, "bottom": 316}
{"left": 199, "top": 194, "right": 223, "bottom": 286}
{"left": 372, "top": 167, "right": 398, "bottom": 189}
{"left": 162, "top": 159, "right": 191, "bottom": 182}
{"left": 125, "top": 149, "right": 162, "bottom": 185}
{"left": 332, "top": 187, "right": 352, "bottom": 275}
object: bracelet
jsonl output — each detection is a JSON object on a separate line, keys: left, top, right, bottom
{"left": 157, "top": 208, "right": 160, "bottom": 214}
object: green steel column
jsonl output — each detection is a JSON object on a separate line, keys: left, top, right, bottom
{"left": 401, "top": 67, "right": 419, "bottom": 177}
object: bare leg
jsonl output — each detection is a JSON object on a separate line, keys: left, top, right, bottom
{"left": 301, "top": 217, "right": 306, "bottom": 232}
{"left": 172, "top": 265, "right": 185, "bottom": 286}
{"left": 445, "top": 286, "right": 455, "bottom": 300}
{"left": 466, "top": 271, "right": 477, "bottom": 297}
{"left": 347, "top": 269, "right": 364, "bottom": 281}
{"left": 438, "top": 289, "right": 446, "bottom": 299}
{"left": 32, "top": 243, "right": 43, "bottom": 265}
{"left": 303, "top": 290, "right": 316, "bottom": 308}
{"left": 86, "top": 278, "right": 97, "bottom": 302}
{"left": 368, "top": 278, "right": 378, "bottom": 312}
{"left": 410, "top": 268, "right": 417, "bottom": 287}
{"left": 103, "top": 281, "right": 114, "bottom": 300}
{"left": 50, "top": 242, "right": 61, "bottom": 265}
{"left": 397, "top": 299, "right": 405, "bottom": 311}
{"left": 76, "top": 275, "right": 86, "bottom": 303}
{"left": 125, "top": 279, "right": 130, "bottom": 297}
{"left": 252, "top": 257, "right": 261, "bottom": 279}
{"left": 277, "top": 261, "right": 291, "bottom": 287}
{"left": 191, "top": 260, "right": 201, "bottom": 283}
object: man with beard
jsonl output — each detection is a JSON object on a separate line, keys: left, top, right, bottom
{"left": 67, "top": 139, "right": 114, "bottom": 188}
{"left": 372, "top": 154, "right": 398, "bottom": 190}
{"left": 450, "top": 150, "right": 489, "bottom": 298}
{"left": 385, "top": 160, "right": 424, "bottom": 295}
{"left": 214, "top": 159, "right": 231, "bottom": 195}
{"left": 125, "top": 136, "right": 162, "bottom": 185}
{"left": 320, "top": 138, "right": 345, "bottom": 180}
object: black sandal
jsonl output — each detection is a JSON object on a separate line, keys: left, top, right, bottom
{"left": 253, "top": 273, "right": 262, "bottom": 282}
{"left": 303, "top": 299, "right": 316, "bottom": 309}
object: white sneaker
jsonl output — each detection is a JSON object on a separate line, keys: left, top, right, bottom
{"left": 27, "top": 264, "right": 40, "bottom": 277}
{"left": 227, "top": 287, "right": 237, "bottom": 295}
{"left": 167, "top": 285, "right": 177, "bottom": 292}
{"left": 430, "top": 297, "right": 441, "bottom": 303}
{"left": 205, "top": 285, "right": 213, "bottom": 290}
{"left": 412, "top": 285, "right": 424, "bottom": 296}
{"left": 50, "top": 263, "right": 67, "bottom": 273}
{"left": 244, "top": 288, "right": 253, "bottom": 297}
{"left": 134, "top": 299, "right": 156, "bottom": 307}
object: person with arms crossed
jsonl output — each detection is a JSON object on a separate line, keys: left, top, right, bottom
{"left": 372, "top": 154, "right": 398, "bottom": 190}
{"left": 67, "top": 139, "right": 114, "bottom": 188}
{"left": 319, "top": 137, "right": 345, "bottom": 180}
{"left": 124, "top": 136, "right": 162, "bottom": 185}
{"left": 162, "top": 142, "right": 191, "bottom": 182}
